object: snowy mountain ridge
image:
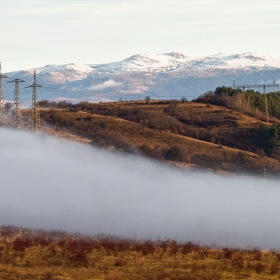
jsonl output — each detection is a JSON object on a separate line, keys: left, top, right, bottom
{"left": 3, "top": 52, "right": 280, "bottom": 104}
{"left": 101, "top": 52, "right": 280, "bottom": 72}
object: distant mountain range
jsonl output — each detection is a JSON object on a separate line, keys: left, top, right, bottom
{"left": 3, "top": 52, "right": 280, "bottom": 105}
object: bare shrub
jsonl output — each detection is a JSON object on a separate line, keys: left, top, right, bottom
{"left": 254, "top": 262, "right": 265, "bottom": 274}
{"left": 133, "top": 240, "right": 155, "bottom": 255}
{"left": 145, "top": 95, "right": 151, "bottom": 104}
{"left": 231, "top": 252, "right": 244, "bottom": 270}
{"left": 223, "top": 248, "right": 233, "bottom": 259}
{"left": 168, "top": 240, "right": 179, "bottom": 255}
{"left": 159, "top": 239, "right": 169, "bottom": 253}
{"left": 114, "top": 258, "right": 127, "bottom": 266}
{"left": 13, "top": 237, "right": 33, "bottom": 252}
{"left": 181, "top": 242, "right": 200, "bottom": 255}
{"left": 165, "top": 144, "right": 187, "bottom": 162}
{"left": 269, "top": 263, "right": 279, "bottom": 275}
{"left": 251, "top": 247, "right": 262, "bottom": 261}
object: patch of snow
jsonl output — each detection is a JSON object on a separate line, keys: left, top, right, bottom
{"left": 3, "top": 52, "right": 280, "bottom": 103}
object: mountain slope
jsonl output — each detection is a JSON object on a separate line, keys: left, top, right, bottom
{"left": 35, "top": 100, "right": 280, "bottom": 176}
{"left": 3, "top": 52, "right": 280, "bottom": 104}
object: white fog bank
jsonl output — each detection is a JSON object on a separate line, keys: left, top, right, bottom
{"left": 1, "top": 128, "right": 280, "bottom": 249}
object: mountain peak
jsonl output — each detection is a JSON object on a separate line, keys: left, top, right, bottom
{"left": 164, "top": 51, "right": 190, "bottom": 59}
{"left": 237, "top": 52, "right": 270, "bottom": 61}
{"left": 3, "top": 52, "right": 280, "bottom": 104}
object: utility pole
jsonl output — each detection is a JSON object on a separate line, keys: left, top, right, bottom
{"left": 239, "top": 86, "right": 245, "bottom": 120}
{"left": 263, "top": 167, "right": 269, "bottom": 179}
{"left": 264, "top": 85, "right": 269, "bottom": 124}
{"left": 8, "top": 78, "right": 25, "bottom": 129}
{"left": 26, "top": 71, "right": 42, "bottom": 132}
{"left": 233, "top": 82, "right": 279, "bottom": 124}
{"left": 0, "top": 62, "right": 8, "bottom": 124}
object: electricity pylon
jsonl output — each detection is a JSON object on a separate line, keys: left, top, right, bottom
{"left": 26, "top": 71, "right": 42, "bottom": 132}
{"left": 0, "top": 62, "right": 8, "bottom": 124}
{"left": 7, "top": 78, "right": 25, "bottom": 128}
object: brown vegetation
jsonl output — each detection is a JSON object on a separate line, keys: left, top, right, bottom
{"left": 0, "top": 226, "right": 280, "bottom": 279}
{"left": 36, "top": 100, "right": 280, "bottom": 176}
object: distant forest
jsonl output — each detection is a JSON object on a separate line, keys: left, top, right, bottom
{"left": 195, "top": 86, "right": 280, "bottom": 121}
{"left": 195, "top": 87, "right": 280, "bottom": 157}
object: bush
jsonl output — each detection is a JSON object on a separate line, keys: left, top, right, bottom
{"left": 165, "top": 145, "right": 186, "bottom": 162}
{"left": 254, "top": 262, "right": 265, "bottom": 273}
{"left": 145, "top": 95, "right": 151, "bottom": 104}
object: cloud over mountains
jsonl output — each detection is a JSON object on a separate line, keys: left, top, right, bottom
{"left": 88, "top": 79, "right": 122, "bottom": 91}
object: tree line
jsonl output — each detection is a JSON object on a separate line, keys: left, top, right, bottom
{"left": 195, "top": 86, "right": 280, "bottom": 122}
{"left": 195, "top": 87, "right": 280, "bottom": 157}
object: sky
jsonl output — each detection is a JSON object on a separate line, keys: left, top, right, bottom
{"left": 2, "top": 127, "right": 280, "bottom": 249}
{"left": 1, "top": 0, "right": 280, "bottom": 72}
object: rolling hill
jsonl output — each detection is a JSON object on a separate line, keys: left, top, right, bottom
{"left": 31, "top": 99, "right": 280, "bottom": 176}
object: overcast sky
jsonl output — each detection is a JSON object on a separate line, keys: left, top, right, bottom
{"left": 1, "top": 0, "right": 280, "bottom": 72}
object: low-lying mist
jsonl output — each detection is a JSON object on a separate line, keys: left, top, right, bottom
{"left": 1, "top": 128, "right": 280, "bottom": 249}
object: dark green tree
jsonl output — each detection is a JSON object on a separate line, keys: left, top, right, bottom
{"left": 257, "top": 124, "right": 280, "bottom": 156}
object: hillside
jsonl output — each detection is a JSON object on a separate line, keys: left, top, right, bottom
{"left": 3, "top": 52, "right": 280, "bottom": 104}
{"left": 29, "top": 99, "right": 280, "bottom": 176}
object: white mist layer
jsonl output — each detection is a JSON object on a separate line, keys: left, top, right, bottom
{"left": 1, "top": 128, "right": 280, "bottom": 249}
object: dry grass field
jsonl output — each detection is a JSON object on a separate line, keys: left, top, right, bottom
{"left": 1, "top": 226, "right": 280, "bottom": 280}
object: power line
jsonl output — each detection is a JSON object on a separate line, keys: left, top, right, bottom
{"left": 42, "top": 86, "right": 84, "bottom": 93}
{"left": 233, "top": 82, "right": 280, "bottom": 124}
{"left": 41, "top": 86, "right": 194, "bottom": 99}
{"left": 4, "top": 82, "right": 194, "bottom": 100}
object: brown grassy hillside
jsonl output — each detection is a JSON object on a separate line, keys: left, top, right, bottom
{"left": 35, "top": 100, "right": 280, "bottom": 176}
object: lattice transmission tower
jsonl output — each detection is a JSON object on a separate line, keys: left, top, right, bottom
{"left": 0, "top": 62, "right": 8, "bottom": 124}
{"left": 8, "top": 78, "right": 25, "bottom": 128}
{"left": 26, "top": 71, "right": 42, "bottom": 132}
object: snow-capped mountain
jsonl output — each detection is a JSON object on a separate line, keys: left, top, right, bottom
{"left": 3, "top": 52, "right": 280, "bottom": 104}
